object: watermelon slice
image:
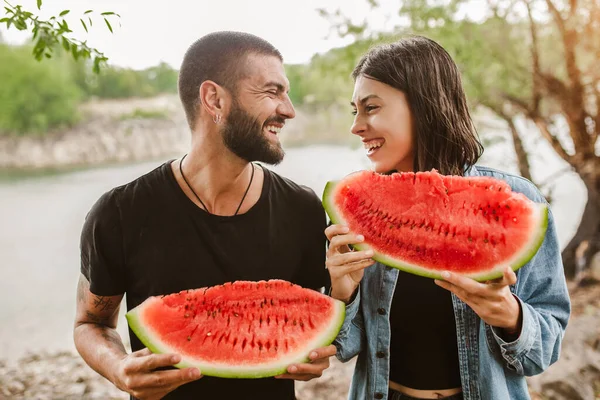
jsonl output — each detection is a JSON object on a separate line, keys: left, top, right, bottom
{"left": 125, "top": 280, "right": 345, "bottom": 378}
{"left": 322, "top": 170, "right": 548, "bottom": 281}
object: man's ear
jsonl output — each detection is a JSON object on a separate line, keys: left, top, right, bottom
{"left": 199, "top": 80, "right": 228, "bottom": 121}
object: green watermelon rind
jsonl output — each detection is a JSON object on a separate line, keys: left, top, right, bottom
{"left": 125, "top": 296, "right": 345, "bottom": 379}
{"left": 322, "top": 180, "right": 549, "bottom": 282}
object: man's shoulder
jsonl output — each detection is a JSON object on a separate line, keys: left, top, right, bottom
{"left": 89, "top": 161, "right": 172, "bottom": 215}
{"left": 264, "top": 167, "right": 321, "bottom": 208}
{"left": 467, "top": 165, "right": 547, "bottom": 204}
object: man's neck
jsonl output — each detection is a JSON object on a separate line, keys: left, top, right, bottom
{"left": 172, "top": 136, "right": 263, "bottom": 216}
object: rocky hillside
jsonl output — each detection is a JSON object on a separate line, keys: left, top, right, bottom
{"left": 0, "top": 95, "right": 335, "bottom": 170}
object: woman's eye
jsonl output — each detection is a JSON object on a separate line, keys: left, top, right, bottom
{"left": 365, "top": 105, "right": 378, "bottom": 112}
{"left": 351, "top": 110, "right": 357, "bottom": 116}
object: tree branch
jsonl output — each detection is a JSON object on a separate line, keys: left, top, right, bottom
{"left": 537, "top": 72, "right": 570, "bottom": 100}
{"left": 544, "top": 0, "right": 589, "bottom": 154}
{"left": 525, "top": 0, "right": 542, "bottom": 112}
{"left": 503, "top": 93, "right": 573, "bottom": 163}
{"left": 568, "top": 0, "right": 578, "bottom": 18}
{"left": 595, "top": 86, "right": 600, "bottom": 145}
{"left": 545, "top": 0, "right": 565, "bottom": 34}
{"left": 532, "top": 116, "right": 574, "bottom": 164}
{"left": 481, "top": 99, "right": 534, "bottom": 181}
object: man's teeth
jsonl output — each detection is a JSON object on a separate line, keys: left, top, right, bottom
{"left": 266, "top": 125, "right": 282, "bottom": 134}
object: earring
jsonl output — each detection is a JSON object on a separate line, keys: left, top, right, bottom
{"left": 213, "top": 114, "right": 222, "bottom": 124}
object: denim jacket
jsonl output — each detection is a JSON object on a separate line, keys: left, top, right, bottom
{"left": 333, "top": 165, "right": 571, "bottom": 400}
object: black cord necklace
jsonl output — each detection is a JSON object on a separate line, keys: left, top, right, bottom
{"left": 179, "top": 154, "right": 255, "bottom": 216}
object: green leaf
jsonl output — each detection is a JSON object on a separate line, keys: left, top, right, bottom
{"left": 62, "top": 37, "right": 70, "bottom": 51}
{"left": 84, "top": 9, "right": 93, "bottom": 14}
{"left": 15, "top": 19, "right": 27, "bottom": 30}
{"left": 88, "top": 17, "right": 92, "bottom": 27}
{"left": 104, "top": 18, "right": 113, "bottom": 33}
{"left": 59, "top": 10, "right": 70, "bottom": 17}
{"left": 101, "top": 11, "right": 115, "bottom": 16}
{"left": 80, "top": 18, "right": 88, "bottom": 32}
{"left": 60, "top": 19, "right": 71, "bottom": 32}
{"left": 37, "top": 0, "right": 42, "bottom": 10}
{"left": 0, "top": 17, "right": 9, "bottom": 23}
{"left": 45, "top": 53, "right": 52, "bottom": 59}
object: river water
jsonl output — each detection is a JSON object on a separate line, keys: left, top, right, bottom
{"left": 0, "top": 144, "right": 586, "bottom": 363}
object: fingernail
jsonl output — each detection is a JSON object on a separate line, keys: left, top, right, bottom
{"left": 310, "top": 352, "right": 318, "bottom": 359}
{"left": 190, "top": 368, "right": 201, "bottom": 378}
{"left": 289, "top": 366, "right": 297, "bottom": 373}
{"left": 341, "top": 226, "right": 349, "bottom": 233}
{"left": 171, "top": 355, "right": 181, "bottom": 364}
{"left": 357, "top": 235, "right": 364, "bottom": 241}
{"left": 365, "top": 250, "right": 374, "bottom": 256}
{"left": 441, "top": 271, "right": 450, "bottom": 279}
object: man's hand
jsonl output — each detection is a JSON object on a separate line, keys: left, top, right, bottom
{"left": 113, "top": 348, "right": 202, "bottom": 400}
{"left": 434, "top": 266, "right": 521, "bottom": 331}
{"left": 274, "top": 345, "right": 337, "bottom": 381}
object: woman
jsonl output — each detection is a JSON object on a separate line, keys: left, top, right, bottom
{"left": 326, "top": 36, "right": 570, "bottom": 400}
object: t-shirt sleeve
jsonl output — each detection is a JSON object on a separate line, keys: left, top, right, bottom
{"left": 295, "top": 190, "right": 330, "bottom": 293}
{"left": 80, "top": 190, "right": 126, "bottom": 296}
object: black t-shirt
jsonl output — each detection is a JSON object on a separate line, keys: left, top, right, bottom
{"left": 80, "top": 161, "right": 330, "bottom": 400}
{"left": 389, "top": 271, "right": 461, "bottom": 390}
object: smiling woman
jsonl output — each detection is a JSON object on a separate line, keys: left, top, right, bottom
{"left": 326, "top": 35, "right": 571, "bottom": 400}
{"left": 351, "top": 79, "right": 414, "bottom": 173}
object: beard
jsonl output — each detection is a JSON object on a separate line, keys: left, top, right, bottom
{"left": 221, "top": 100, "right": 285, "bottom": 165}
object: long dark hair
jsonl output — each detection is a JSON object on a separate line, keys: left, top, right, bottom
{"left": 352, "top": 35, "right": 483, "bottom": 175}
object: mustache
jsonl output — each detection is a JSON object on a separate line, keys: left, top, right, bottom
{"left": 263, "top": 116, "right": 286, "bottom": 126}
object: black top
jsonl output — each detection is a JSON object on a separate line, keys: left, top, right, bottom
{"left": 80, "top": 161, "right": 329, "bottom": 400}
{"left": 389, "top": 271, "right": 462, "bottom": 390}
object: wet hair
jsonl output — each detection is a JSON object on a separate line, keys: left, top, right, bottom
{"left": 178, "top": 31, "right": 283, "bottom": 128}
{"left": 352, "top": 35, "right": 483, "bottom": 175}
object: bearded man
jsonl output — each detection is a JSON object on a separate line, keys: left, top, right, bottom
{"left": 74, "top": 31, "right": 333, "bottom": 400}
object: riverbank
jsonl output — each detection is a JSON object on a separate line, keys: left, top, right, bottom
{"left": 0, "top": 95, "right": 353, "bottom": 170}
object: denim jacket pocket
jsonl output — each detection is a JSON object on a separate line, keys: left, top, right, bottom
{"left": 351, "top": 313, "right": 366, "bottom": 333}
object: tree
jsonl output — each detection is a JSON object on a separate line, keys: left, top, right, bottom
{"left": 1, "top": 0, "right": 119, "bottom": 72}
{"left": 320, "top": 0, "right": 600, "bottom": 278}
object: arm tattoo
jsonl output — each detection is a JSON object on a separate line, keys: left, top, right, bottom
{"left": 93, "top": 296, "right": 114, "bottom": 311}
{"left": 85, "top": 311, "right": 105, "bottom": 324}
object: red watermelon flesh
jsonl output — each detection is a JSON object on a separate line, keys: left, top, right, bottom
{"left": 125, "top": 280, "right": 345, "bottom": 378}
{"left": 322, "top": 170, "right": 548, "bottom": 281}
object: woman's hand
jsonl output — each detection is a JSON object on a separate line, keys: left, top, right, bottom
{"left": 325, "top": 224, "right": 375, "bottom": 303}
{"left": 435, "top": 266, "right": 521, "bottom": 332}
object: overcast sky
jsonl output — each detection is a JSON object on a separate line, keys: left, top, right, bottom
{"left": 2, "top": 0, "right": 486, "bottom": 69}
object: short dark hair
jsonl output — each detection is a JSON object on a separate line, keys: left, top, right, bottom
{"left": 178, "top": 31, "right": 283, "bottom": 128}
{"left": 352, "top": 35, "right": 483, "bottom": 175}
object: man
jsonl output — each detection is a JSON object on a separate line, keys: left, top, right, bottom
{"left": 74, "top": 31, "right": 334, "bottom": 400}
